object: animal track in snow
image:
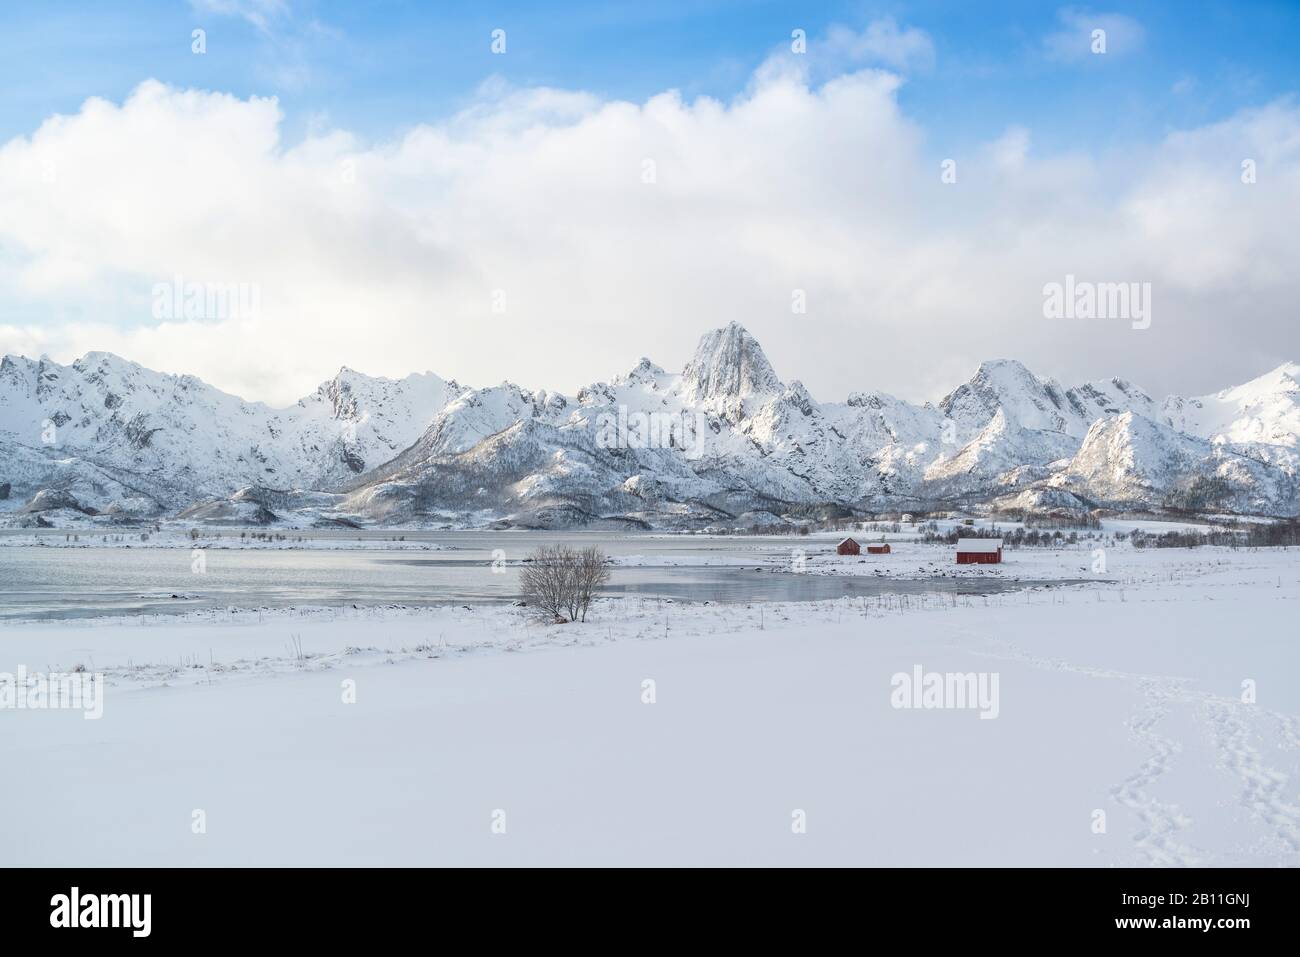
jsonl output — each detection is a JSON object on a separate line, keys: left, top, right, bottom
{"left": 970, "top": 638, "right": 1300, "bottom": 865}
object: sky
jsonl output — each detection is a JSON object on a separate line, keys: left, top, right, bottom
{"left": 0, "top": 0, "right": 1298, "bottom": 406}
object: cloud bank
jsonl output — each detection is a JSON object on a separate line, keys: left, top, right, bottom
{"left": 0, "top": 35, "right": 1297, "bottom": 406}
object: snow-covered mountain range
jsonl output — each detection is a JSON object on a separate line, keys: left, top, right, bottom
{"left": 2, "top": 324, "right": 1298, "bottom": 528}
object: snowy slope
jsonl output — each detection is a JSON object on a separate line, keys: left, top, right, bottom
{"left": 1051, "top": 411, "right": 1296, "bottom": 513}
{"left": 1162, "top": 362, "right": 1300, "bottom": 453}
{"left": 940, "top": 359, "right": 1084, "bottom": 439}
{"left": 333, "top": 325, "right": 1298, "bottom": 525}
{"left": 2, "top": 327, "right": 1297, "bottom": 526}
{"left": 0, "top": 352, "right": 459, "bottom": 518}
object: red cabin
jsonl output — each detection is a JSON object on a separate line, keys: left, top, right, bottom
{"left": 836, "top": 537, "right": 861, "bottom": 555}
{"left": 866, "top": 543, "right": 891, "bottom": 554}
{"left": 956, "top": 538, "right": 1002, "bottom": 564}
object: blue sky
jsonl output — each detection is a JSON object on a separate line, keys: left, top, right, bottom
{"left": 4, "top": 1, "right": 1299, "bottom": 154}
{"left": 2, "top": 2, "right": 1299, "bottom": 404}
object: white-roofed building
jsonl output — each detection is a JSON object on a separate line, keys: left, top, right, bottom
{"left": 955, "top": 538, "right": 1002, "bottom": 564}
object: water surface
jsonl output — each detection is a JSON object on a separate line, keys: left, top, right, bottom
{"left": 0, "top": 530, "right": 1057, "bottom": 620}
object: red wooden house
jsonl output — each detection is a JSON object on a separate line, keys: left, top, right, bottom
{"left": 955, "top": 538, "right": 1002, "bottom": 564}
{"left": 836, "top": 537, "right": 861, "bottom": 555}
{"left": 866, "top": 543, "right": 891, "bottom": 554}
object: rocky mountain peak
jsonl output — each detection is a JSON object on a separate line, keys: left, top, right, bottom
{"left": 941, "top": 358, "right": 1076, "bottom": 436}
{"left": 679, "top": 322, "right": 782, "bottom": 405}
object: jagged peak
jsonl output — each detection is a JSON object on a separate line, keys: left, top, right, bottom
{"left": 313, "top": 367, "right": 453, "bottom": 422}
{"left": 613, "top": 356, "right": 667, "bottom": 387}
{"left": 1080, "top": 409, "right": 1163, "bottom": 442}
{"left": 1067, "top": 377, "right": 1155, "bottom": 419}
{"left": 328, "top": 365, "right": 443, "bottom": 387}
{"left": 972, "top": 358, "right": 1036, "bottom": 378}
{"left": 944, "top": 358, "right": 1045, "bottom": 400}
{"left": 1074, "top": 374, "right": 1148, "bottom": 396}
{"left": 72, "top": 351, "right": 144, "bottom": 374}
{"left": 0, "top": 354, "right": 35, "bottom": 375}
{"left": 680, "top": 322, "right": 781, "bottom": 404}
{"left": 780, "top": 379, "right": 817, "bottom": 416}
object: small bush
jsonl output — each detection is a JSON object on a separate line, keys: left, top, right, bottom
{"left": 518, "top": 545, "right": 610, "bottom": 623}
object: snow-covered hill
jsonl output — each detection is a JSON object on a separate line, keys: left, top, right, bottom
{"left": 0, "top": 352, "right": 460, "bottom": 520}
{"left": 1048, "top": 411, "right": 1297, "bottom": 514}
{"left": 2, "top": 325, "right": 1297, "bottom": 527}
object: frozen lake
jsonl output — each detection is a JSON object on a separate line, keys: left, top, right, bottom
{"left": 0, "top": 530, "right": 1055, "bottom": 620}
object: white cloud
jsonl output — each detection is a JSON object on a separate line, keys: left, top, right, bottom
{"left": 1042, "top": 8, "right": 1145, "bottom": 61}
{"left": 987, "top": 126, "right": 1031, "bottom": 172}
{"left": 824, "top": 18, "right": 936, "bottom": 73}
{"left": 0, "top": 63, "right": 1297, "bottom": 408}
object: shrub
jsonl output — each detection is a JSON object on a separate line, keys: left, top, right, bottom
{"left": 518, "top": 545, "right": 611, "bottom": 622}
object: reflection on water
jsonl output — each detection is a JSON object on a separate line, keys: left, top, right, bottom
{"left": 0, "top": 530, "right": 1057, "bottom": 621}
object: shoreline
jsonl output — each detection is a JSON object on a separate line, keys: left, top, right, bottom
{"left": 1, "top": 537, "right": 1290, "bottom": 624}
{"left": 3, "top": 546, "right": 1297, "bottom": 866}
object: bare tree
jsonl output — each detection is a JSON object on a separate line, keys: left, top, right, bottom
{"left": 518, "top": 545, "right": 610, "bottom": 622}
{"left": 571, "top": 546, "right": 611, "bottom": 622}
{"left": 519, "top": 545, "right": 574, "bottom": 620}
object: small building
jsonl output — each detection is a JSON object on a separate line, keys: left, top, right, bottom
{"left": 837, "top": 537, "right": 861, "bottom": 556}
{"left": 866, "top": 543, "right": 891, "bottom": 554}
{"left": 956, "top": 538, "right": 1002, "bottom": 564}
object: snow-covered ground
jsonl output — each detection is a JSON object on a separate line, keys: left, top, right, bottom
{"left": 2, "top": 544, "right": 1298, "bottom": 866}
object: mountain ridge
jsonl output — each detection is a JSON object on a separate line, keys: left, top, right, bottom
{"left": 2, "top": 329, "right": 1297, "bottom": 528}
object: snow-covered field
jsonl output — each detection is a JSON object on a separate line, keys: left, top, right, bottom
{"left": 2, "top": 543, "right": 1298, "bottom": 866}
